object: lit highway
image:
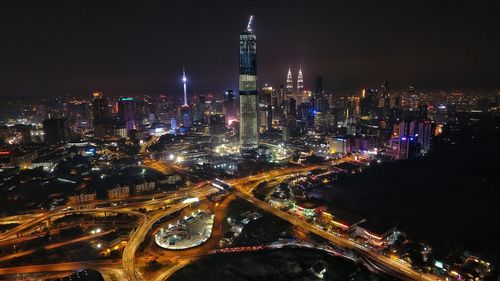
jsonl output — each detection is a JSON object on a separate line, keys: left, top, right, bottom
{"left": 0, "top": 213, "right": 44, "bottom": 225}
{"left": 122, "top": 186, "right": 218, "bottom": 281}
{"left": 0, "top": 160, "right": 439, "bottom": 281}
{"left": 230, "top": 177, "right": 439, "bottom": 281}
{"left": 146, "top": 194, "right": 236, "bottom": 265}
{"left": 0, "top": 207, "right": 146, "bottom": 242}
{"left": 139, "top": 135, "right": 160, "bottom": 154}
{"left": 0, "top": 185, "right": 211, "bottom": 242}
{"left": 152, "top": 258, "right": 194, "bottom": 281}
{"left": 0, "top": 260, "right": 120, "bottom": 276}
{"left": 0, "top": 229, "right": 115, "bottom": 262}
{"left": 2, "top": 2, "right": 490, "bottom": 280}
{"left": 122, "top": 203, "right": 190, "bottom": 281}
{"left": 0, "top": 182, "right": 217, "bottom": 279}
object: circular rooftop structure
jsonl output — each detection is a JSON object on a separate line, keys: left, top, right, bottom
{"left": 155, "top": 210, "right": 214, "bottom": 250}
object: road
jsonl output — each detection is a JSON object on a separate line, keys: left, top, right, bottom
{"left": 152, "top": 258, "right": 194, "bottom": 281}
{"left": 0, "top": 260, "right": 120, "bottom": 275}
{"left": 0, "top": 229, "right": 115, "bottom": 262}
{"left": 139, "top": 135, "right": 159, "bottom": 154}
{"left": 0, "top": 213, "right": 44, "bottom": 225}
{"left": 0, "top": 158, "right": 438, "bottom": 281}
{"left": 146, "top": 194, "right": 236, "bottom": 262}
{"left": 231, "top": 182, "right": 438, "bottom": 281}
{"left": 0, "top": 207, "right": 147, "bottom": 242}
{"left": 122, "top": 203, "right": 188, "bottom": 281}
{"left": 143, "top": 159, "right": 202, "bottom": 183}
{"left": 122, "top": 186, "right": 218, "bottom": 281}
{"left": 0, "top": 225, "right": 82, "bottom": 247}
{"left": 0, "top": 163, "right": 216, "bottom": 277}
{"left": 226, "top": 165, "right": 322, "bottom": 193}
{"left": 0, "top": 184, "right": 214, "bottom": 242}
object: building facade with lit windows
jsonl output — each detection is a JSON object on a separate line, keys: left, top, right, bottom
{"left": 117, "top": 97, "right": 137, "bottom": 130}
{"left": 239, "top": 15, "right": 260, "bottom": 151}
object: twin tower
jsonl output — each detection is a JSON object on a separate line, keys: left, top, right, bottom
{"left": 286, "top": 67, "right": 304, "bottom": 94}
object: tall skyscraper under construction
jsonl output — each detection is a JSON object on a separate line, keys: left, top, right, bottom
{"left": 239, "top": 15, "right": 259, "bottom": 151}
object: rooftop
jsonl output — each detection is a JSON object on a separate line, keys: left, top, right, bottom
{"left": 358, "top": 218, "right": 396, "bottom": 236}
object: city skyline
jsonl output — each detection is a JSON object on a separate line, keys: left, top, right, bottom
{"left": 0, "top": 2, "right": 499, "bottom": 280}
{"left": 1, "top": 1, "right": 500, "bottom": 97}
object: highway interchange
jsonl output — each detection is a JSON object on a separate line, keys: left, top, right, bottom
{"left": 0, "top": 157, "right": 443, "bottom": 281}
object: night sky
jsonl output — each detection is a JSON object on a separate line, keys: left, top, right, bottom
{"left": 1, "top": 1, "right": 499, "bottom": 98}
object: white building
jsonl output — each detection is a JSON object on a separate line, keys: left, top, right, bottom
{"left": 327, "top": 137, "right": 350, "bottom": 154}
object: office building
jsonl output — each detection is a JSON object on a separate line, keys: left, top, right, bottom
{"left": 91, "top": 91, "right": 109, "bottom": 123}
{"left": 43, "top": 118, "right": 69, "bottom": 144}
{"left": 297, "top": 68, "right": 303, "bottom": 92}
{"left": 286, "top": 68, "right": 293, "bottom": 93}
{"left": 117, "top": 97, "right": 137, "bottom": 130}
{"left": 360, "top": 88, "right": 380, "bottom": 119}
{"left": 224, "top": 90, "right": 237, "bottom": 125}
{"left": 209, "top": 113, "right": 226, "bottom": 136}
{"left": 108, "top": 185, "right": 130, "bottom": 200}
{"left": 417, "top": 120, "right": 435, "bottom": 155}
{"left": 314, "top": 76, "right": 324, "bottom": 99}
{"left": 91, "top": 92, "right": 114, "bottom": 137}
{"left": 239, "top": 15, "right": 260, "bottom": 151}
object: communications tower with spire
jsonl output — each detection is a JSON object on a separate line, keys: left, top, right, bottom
{"left": 182, "top": 68, "right": 188, "bottom": 106}
{"left": 180, "top": 68, "right": 191, "bottom": 127}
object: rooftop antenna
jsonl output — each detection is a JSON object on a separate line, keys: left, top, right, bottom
{"left": 246, "top": 15, "right": 254, "bottom": 32}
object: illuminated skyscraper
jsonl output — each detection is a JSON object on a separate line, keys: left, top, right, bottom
{"left": 297, "top": 68, "right": 304, "bottom": 93}
{"left": 296, "top": 68, "right": 304, "bottom": 104}
{"left": 286, "top": 68, "right": 293, "bottom": 93}
{"left": 91, "top": 91, "right": 113, "bottom": 137}
{"left": 239, "top": 15, "right": 259, "bottom": 150}
{"left": 91, "top": 91, "right": 109, "bottom": 123}
{"left": 117, "top": 97, "right": 137, "bottom": 130}
{"left": 408, "top": 85, "right": 419, "bottom": 110}
{"left": 224, "top": 90, "right": 237, "bottom": 125}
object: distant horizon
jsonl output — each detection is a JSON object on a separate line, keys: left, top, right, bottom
{"left": 1, "top": 86, "right": 498, "bottom": 100}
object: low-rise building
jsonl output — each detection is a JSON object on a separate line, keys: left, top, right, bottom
{"left": 133, "top": 181, "right": 156, "bottom": 193}
{"left": 157, "top": 173, "right": 182, "bottom": 185}
{"left": 323, "top": 208, "right": 366, "bottom": 232}
{"left": 68, "top": 191, "right": 96, "bottom": 205}
{"left": 327, "top": 136, "right": 351, "bottom": 154}
{"left": 9, "top": 151, "right": 37, "bottom": 167}
{"left": 354, "top": 219, "right": 397, "bottom": 247}
{"left": 107, "top": 185, "right": 130, "bottom": 200}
